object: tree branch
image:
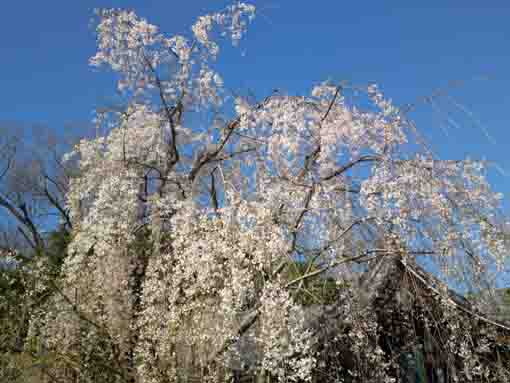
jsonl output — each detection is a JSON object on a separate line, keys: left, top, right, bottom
{"left": 321, "top": 155, "right": 380, "bottom": 182}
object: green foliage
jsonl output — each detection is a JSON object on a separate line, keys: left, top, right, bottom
{"left": 0, "top": 226, "right": 72, "bottom": 382}
{"left": 284, "top": 261, "right": 345, "bottom": 306}
{"left": 42, "top": 225, "right": 71, "bottom": 271}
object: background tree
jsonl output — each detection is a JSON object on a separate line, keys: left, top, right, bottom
{"left": 0, "top": 122, "right": 77, "bottom": 252}
{"left": 0, "top": 122, "right": 80, "bottom": 382}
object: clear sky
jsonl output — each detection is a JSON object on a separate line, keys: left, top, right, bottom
{"left": 2, "top": 1, "right": 510, "bottom": 208}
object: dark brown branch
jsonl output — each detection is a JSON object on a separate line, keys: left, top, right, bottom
{"left": 286, "top": 252, "right": 375, "bottom": 288}
{"left": 289, "top": 185, "right": 315, "bottom": 252}
{"left": 299, "top": 85, "right": 343, "bottom": 180}
{"left": 212, "top": 147, "right": 257, "bottom": 162}
{"left": 321, "top": 155, "right": 380, "bottom": 182}
{"left": 143, "top": 54, "right": 181, "bottom": 169}
{"left": 0, "top": 194, "right": 44, "bottom": 249}
{"left": 189, "top": 120, "right": 239, "bottom": 182}
{"left": 209, "top": 168, "right": 219, "bottom": 211}
{"left": 189, "top": 95, "right": 275, "bottom": 182}
{"left": 19, "top": 202, "right": 44, "bottom": 249}
{"left": 43, "top": 184, "right": 72, "bottom": 230}
{"left": 0, "top": 152, "right": 13, "bottom": 181}
{"left": 42, "top": 171, "right": 67, "bottom": 199}
{"left": 17, "top": 226, "right": 36, "bottom": 250}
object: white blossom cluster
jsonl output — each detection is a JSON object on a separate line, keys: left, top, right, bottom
{"left": 138, "top": 198, "right": 314, "bottom": 382}
{"left": 90, "top": 3, "right": 254, "bottom": 109}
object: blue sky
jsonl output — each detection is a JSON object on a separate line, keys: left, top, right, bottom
{"left": 2, "top": 1, "right": 510, "bottom": 208}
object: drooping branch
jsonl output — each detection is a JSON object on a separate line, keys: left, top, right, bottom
{"left": 189, "top": 95, "right": 275, "bottom": 182}
{"left": 321, "top": 155, "right": 380, "bottom": 182}
{"left": 298, "top": 84, "right": 343, "bottom": 180}
{"left": 48, "top": 279, "right": 130, "bottom": 383}
{"left": 42, "top": 183, "right": 72, "bottom": 231}
{"left": 143, "top": 54, "right": 181, "bottom": 169}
